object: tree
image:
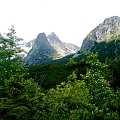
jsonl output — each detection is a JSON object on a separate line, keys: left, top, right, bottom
{"left": 0, "top": 26, "right": 25, "bottom": 84}
{"left": 82, "top": 53, "right": 120, "bottom": 119}
{"left": 42, "top": 80, "right": 91, "bottom": 120}
{"left": 107, "top": 56, "right": 120, "bottom": 90}
{"left": 0, "top": 26, "right": 40, "bottom": 119}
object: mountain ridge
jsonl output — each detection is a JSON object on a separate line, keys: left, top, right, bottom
{"left": 21, "top": 16, "right": 120, "bottom": 66}
{"left": 24, "top": 32, "right": 80, "bottom": 66}
{"left": 49, "top": 16, "right": 120, "bottom": 64}
{"left": 80, "top": 16, "right": 120, "bottom": 51}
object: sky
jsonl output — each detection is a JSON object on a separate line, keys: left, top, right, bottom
{"left": 0, "top": 0, "right": 120, "bottom": 47}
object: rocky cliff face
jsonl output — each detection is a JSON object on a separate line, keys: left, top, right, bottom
{"left": 24, "top": 32, "right": 80, "bottom": 66}
{"left": 24, "top": 33, "right": 57, "bottom": 66}
{"left": 47, "top": 32, "right": 80, "bottom": 57}
{"left": 81, "top": 16, "right": 120, "bottom": 51}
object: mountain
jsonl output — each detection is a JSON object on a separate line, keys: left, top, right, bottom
{"left": 47, "top": 32, "right": 79, "bottom": 56}
{"left": 24, "top": 33, "right": 57, "bottom": 66}
{"left": 50, "top": 16, "right": 120, "bottom": 64}
{"left": 24, "top": 32, "right": 80, "bottom": 66}
{"left": 24, "top": 16, "right": 120, "bottom": 66}
{"left": 81, "top": 16, "right": 120, "bottom": 51}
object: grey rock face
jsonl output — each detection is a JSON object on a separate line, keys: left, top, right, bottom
{"left": 81, "top": 16, "right": 120, "bottom": 51}
{"left": 47, "top": 32, "right": 80, "bottom": 56}
{"left": 24, "top": 32, "right": 80, "bottom": 66}
{"left": 24, "top": 33, "right": 57, "bottom": 66}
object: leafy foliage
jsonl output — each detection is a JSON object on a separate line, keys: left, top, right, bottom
{"left": 0, "top": 26, "right": 24, "bottom": 84}
{"left": 27, "top": 64, "right": 73, "bottom": 89}
{"left": 107, "top": 56, "right": 120, "bottom": 90}
{"left": 91, "top": 40, "right": 120, "bottom": 61}
{"left": 42, "top": 80, "right": 92, "bottom": 120}
{"left": 0, "top": 28, "right": 120, "bottom": 119}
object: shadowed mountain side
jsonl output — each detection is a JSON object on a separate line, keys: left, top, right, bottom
{"left": 81, "top": 16, "right": 120, "bottom": 51}
{"left": 24, "top": 33, "right": 58, "bottom": 66}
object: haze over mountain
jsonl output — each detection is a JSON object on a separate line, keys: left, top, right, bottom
{"left": 24, "top": 32, "right": 80, "bottom": 66}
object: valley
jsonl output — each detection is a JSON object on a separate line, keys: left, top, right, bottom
{"left": 0, "top": 16, "right": 120, "bottom": 120}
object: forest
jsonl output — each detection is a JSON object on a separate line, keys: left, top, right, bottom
{"left": 0, "top": 27, "right": 120, "bottom": 120}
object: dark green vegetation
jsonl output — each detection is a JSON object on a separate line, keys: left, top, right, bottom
{"left": 27, "top": 64, "right": 73, "bottom": 89}
{"left": 0, "top": 27, "right": 120, "bottom": 120}
{"left": 91, "top": 40, "right": 120, "bottom": 61}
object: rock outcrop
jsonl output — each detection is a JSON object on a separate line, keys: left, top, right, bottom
{"left": 47, "top": 32, "right": 80, "bottom": 57}
{"left": 81, "top": 16, "right": 120, "bottom": 51}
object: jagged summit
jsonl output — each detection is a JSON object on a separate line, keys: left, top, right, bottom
{"left": 81, "top": 16, "right": 120, "bottom": 51}
{"left": 34, "top": 32, "right": 50, "bottom": 48}
{"left": 103, "top": 16, "right": 120, "bottom": 25}
{"left": 47, "top": 32, "right": 80, "bottom": 56}
{"left": 48, "top": 32, "right": 59, "bottom": 40}
{"left": 37, "top": 32, "right": 47, "bottom": 42}
{"left": 24, "top": 33, "right": 57, "bottom": 66}
{"left": 47, "top": 32, "right": 62, "bottom": 44}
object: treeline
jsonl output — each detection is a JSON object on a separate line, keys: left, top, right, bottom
{"left": 0, "top": 27, "right": 120, "bottom": 120}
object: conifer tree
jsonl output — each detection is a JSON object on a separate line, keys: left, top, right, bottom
{"left": 0, "top": 26, "right": 24, "bottom": 84}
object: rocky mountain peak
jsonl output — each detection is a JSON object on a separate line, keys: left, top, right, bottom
{"left": 24, "top": 32, "right": 80, "bottom": 66}
{"left": 37, "top": 32, "right": 46, "bottom": 39}
{"left": 35, "top": 32, "right": 48, "bottom": 46}
{"left": 47, "top": 32, "right": 80, "bottom": 54}
{"left": 48, "top": 32, "right": 57, "bottom": 37}
{"left": 24, "top": 32, "right": 57, "bottom": 66}
{"left": 103, "top": 16, "right": 120, "bottom": 25}
{"left": 47, "top": 32, "right": 61, "bottom": 43}
{"left": 81, "top": 16, "right": 120, "bottom": 51}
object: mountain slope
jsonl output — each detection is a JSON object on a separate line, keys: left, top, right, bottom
{"left": 47, "top": 32, "right": 79, "bottom": 57}
{"left": 24, "top": 16, "right": 120, "bottom": 66}
{"left": 50, "top": 16, "right": 120, "bottom": 64}
{"left": 81, "top": 16, "right": 120, "bottom": 51}
{"left": 24, "top": 33, "right": 58, "bottom": 66}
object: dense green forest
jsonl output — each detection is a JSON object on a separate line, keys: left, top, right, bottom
{"left": 0, "top": 27, "right": 120, "bottom": 120}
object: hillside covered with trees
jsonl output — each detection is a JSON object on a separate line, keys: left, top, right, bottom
{"left": 0, "top": 27, "right": 120, "bottom": 120}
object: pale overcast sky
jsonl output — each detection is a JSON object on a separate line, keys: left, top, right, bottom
{"left": 0, "top": 0, "right": 120, "bottom": 46}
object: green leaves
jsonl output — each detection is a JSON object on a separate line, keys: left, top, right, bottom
{"left": 0, "top": 26, "right": 24, "bottom": 83}
{"left": 42, "top": 80, "right": 91, "bottom": 119}
{"left": 0, "top": 27, "right": 120, "bottom": 119}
